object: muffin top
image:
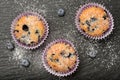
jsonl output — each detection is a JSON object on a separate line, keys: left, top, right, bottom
{"left": 46, "top": 41, "right": 77, "bottom": 73}
{"left": 79, "top": 5, "right": 110, "bottom": 37}
{"left": 13, "top": 13, "right": 46, "bottom": 46}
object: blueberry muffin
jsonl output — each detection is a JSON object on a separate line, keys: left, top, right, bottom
{"left": 11, "top": 12, "right": 49, "bottom": 49}
{"left": 42, "top": 39, "right": 79, "bottom": 77}
{"left": 75, "top": 3, "right": 114, "bottom": 39}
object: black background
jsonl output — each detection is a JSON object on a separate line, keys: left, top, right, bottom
{"left": 0, "top": 0, "right": 120, "bottom": 80}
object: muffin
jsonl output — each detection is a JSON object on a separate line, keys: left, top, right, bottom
{"left": 42, "top": 39, "right": 79, "bottom": 77}
{"left": 75, "top": 3, "right": 114, "bottom": 39}
{"left": 11, "top": 12, "right": 49, "bottom": 49}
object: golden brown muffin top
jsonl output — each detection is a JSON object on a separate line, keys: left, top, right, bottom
{"left": 13, "top": 14, "right": 45, "bottom": 45}
{"left": 79, "top": 6, "right": 110, "bottom": 37}
{"left": 46, "top": 42, "right": 77, "bottom": 73}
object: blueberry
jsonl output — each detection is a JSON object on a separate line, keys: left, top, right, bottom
{"left": 58, "top": 8, "right": 65, "bottom": 17}
{"left": 67, "top": 53, "right": 72, "bottom": 58}
{"left": 55, "top": 59, "right": 59, "bottom": 62}
{"left": 6, "top": 41, "right": 14, "bottom": 50}
{"left": 52, "top": 54, "right": 55, "bottom": 55}
{"left": 22, "top": 24, "right": 29, "bottom": 31}
{"left": 14, "top": 30, "right": 19, "bottom": 33}
{"left": 68, "top": 67, "right": 71, "bottom": 70}
{"left": 103, "top": 15, "right": 108, "bottom": 20}
{"left": 90, "top": 17, "right": 97, "bottom": 22}
{"left": 86, "top": 20, "right": 91, "bottom": 26}
{"left": 20, "top": 59, "right": 30, "bottom": 67}
{"left": 35, "top": 30, "right": 39, "bottom": 34}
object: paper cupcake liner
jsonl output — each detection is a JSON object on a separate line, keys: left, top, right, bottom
{"left": 11, "top": 11, "right": 49, "bottom": 49}
{"left": 42, "top": 39, "right": 79, "bottom": 77}
{"left": 75, "top": 3, "right": 114, "bottom": 40}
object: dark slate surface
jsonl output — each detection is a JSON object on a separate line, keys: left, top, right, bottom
{"left": 0, "top": 0, "right": 120, "bottom": 80}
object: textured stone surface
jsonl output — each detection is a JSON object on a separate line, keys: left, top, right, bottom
{"left": 0, "top": 0, "right": 120, "bottom": 80}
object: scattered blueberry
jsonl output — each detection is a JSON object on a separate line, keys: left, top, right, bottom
{"left": 6, "top": 41, "right": 14, "bottom": 50}
{"left": 58, "top": 8, "right": 65, "bottom": 17}
{"left": 20, "top": 59, "right": 30, "bottom": 67}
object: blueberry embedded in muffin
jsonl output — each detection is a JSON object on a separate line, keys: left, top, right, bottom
{"left": 75, "top": 3, "right": 114, "bottom": 39}
{"left": 42, "top": 39, "right": 79, "bottom": 77}
{"left": 11, "top": 12, "right": 49, "bottom": 49}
